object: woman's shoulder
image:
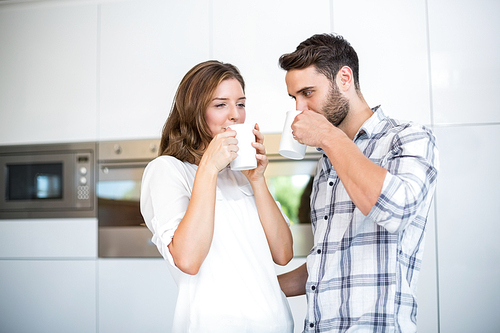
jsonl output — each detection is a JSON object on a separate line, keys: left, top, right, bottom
{"left": 148, "top": 155, "right": 194, "bottom": 168}
{"left": 149, "top": 155, "right": 179, "bottom": 165}
{"left": 145, "top": 155, "right": 196, "bottom": 177}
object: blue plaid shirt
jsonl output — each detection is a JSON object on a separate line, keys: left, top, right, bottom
{"left": 304, "top": 107, "right": 439, "bottom": 332}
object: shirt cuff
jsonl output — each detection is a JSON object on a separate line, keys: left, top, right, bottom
{"left": 150, "top": 215, "right": 181, "bottom": 269}
{"left": 367, "top": 172, "right": 404, "bottom": 233}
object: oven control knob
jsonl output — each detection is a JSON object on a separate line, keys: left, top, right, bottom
{"left": 150, "top": 143, "right": 158, "bottom": 153}
{"left": 114, "top": 144, "right": 122, "bottom": 155}
{"left": 79, "top": 167, "right": 87, "bottom": 175}
{"left": 80, "top": 177, "right": 87, "bottom": 185}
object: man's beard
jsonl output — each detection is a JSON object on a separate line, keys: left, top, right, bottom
{"left": 322, "top": 84, "right": 349, "bottom": 127}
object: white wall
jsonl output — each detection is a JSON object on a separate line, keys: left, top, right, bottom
{"left": 1, "top": 0, "right": 499, "bottom": 332}
{"left": 428, "top": 1, "right": 500, "bottom": 332}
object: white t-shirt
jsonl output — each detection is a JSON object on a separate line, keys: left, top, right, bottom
{"left": 140, "top": 156, "right": 294, "bottom": 333}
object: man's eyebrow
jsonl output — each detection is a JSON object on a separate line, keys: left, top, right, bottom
{"left": 297, "top": 86, "right": 314, "bottom": 94}
{"left": 289, "top": 86, "right": 314, "bottom": 99}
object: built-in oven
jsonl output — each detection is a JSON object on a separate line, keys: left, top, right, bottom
{"left": 97, "top": 139, "right": 161, "bottom": 257}
{"left": 0, "top": 142, "right": 96, "bottom": 219}
{"left": 96, "top": 135, "right": 320, "bottom": 258}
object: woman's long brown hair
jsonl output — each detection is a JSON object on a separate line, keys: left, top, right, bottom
{"left": 159, "top": 60, "right": 245, "bottom": 164}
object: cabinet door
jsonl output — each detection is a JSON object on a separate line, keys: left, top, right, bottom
{"left": 0, "top": 218, "right": 97, "bottom": 259}
{"left": 0, "top": 260, "right": 97, "bottom": 333}
{"left": 211, "top": 0, "right": 331, "bottom": 134}
{"left": 435, "top": 125, "right": 500, "bottom": 332}
{"left": 98, "top": 258, "right": 177, "bottom": 333}
{"left": 332, "top": 0, "right": 431, "bottom": 126}
{"left": 0, "top": 3, "right": 98, "bottom": 145}
{"left": 99, "top": 0, "right": 210, "bottom": 141}
{"left": 428, "top": 0, "right": 500, "bottom": 125}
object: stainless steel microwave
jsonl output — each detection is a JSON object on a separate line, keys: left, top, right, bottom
{"left": 0, "top": 142, "right": 97, "bottom": 219}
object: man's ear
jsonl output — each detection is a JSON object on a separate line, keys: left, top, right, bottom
{"left": 337, "top": 66, "right": 353, "bottom": 92}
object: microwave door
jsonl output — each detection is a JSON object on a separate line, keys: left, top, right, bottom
{"left": 0, "top": 153, "right": 76, "bottom": 211}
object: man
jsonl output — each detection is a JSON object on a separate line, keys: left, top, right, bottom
{"left": 277, "top": 33, "right": 439, "bottom": 332}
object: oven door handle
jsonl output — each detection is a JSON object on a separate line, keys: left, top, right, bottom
{"left": 99, "top": 162, "right": 149, "bottom": 172}
{"left": 97, "top": 162, "right": 149, "bottom": 181}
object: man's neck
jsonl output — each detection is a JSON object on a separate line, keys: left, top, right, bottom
{"left": 339, "top": 94, "right": 373, "bottom": 140}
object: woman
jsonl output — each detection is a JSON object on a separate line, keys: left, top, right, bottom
{"left": 140, "top": 60, "right": 294, "bottom": 332}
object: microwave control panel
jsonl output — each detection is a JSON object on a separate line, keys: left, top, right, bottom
{"left": 75, "top": 153, "right": 92, "bottom": 206}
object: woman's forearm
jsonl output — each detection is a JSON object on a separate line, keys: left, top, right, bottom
{"left": 251, "top": 178, "right": 294, "bottom": 265}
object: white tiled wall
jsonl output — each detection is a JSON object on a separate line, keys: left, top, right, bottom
{"left": 434, "top": 125, "right": 500, "bottom": 332}
{"left": 428, "top": 0, "right": 500, "bottom": 331}
{"left": 211, "top": 0, "right": 331, "bottom": 133}
{"left": 1, "top": 0, "right": 500, "bottom": 332}
{"left": 0, "top": 3, "right": 98, "bottom": 144}
{"left": 333, "top": 0, "right": 432, "bottom": 126}
{"left": 428, "top": 0, "right": 500, "bottom": 125}
{"left": 99, "top": 0, "right": 210, "bottom": 141}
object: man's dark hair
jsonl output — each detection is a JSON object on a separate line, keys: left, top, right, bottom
{"left": 279, "top": 33, "right": 360, "bottom": 91}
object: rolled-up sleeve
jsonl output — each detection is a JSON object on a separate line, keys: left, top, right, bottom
{"left": 140, "top": 157, "right": 192, "bottom": 266}
{"left": 368, "top": 126, "right": 439, "bottom": 233}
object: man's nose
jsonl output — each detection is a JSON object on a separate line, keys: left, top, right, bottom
{"left": 296, "top": 99, "right": 308, "bottom": 112}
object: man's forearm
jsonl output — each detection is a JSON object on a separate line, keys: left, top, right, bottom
{"left": 278, "top": 263, "right": 308, "bottom": 297}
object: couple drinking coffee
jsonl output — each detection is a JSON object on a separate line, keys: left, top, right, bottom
{"left": 140, "top": 33, "right": 439, "bottom": 333}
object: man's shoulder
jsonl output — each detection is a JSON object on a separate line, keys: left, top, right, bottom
{"left": 378, "top": 115, "right": 435, "bottom": 140}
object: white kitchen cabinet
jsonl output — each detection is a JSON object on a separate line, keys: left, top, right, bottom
{"left": 0, "top": 2, "right": 98, "bottom": 145}
{"left": 0, "top": 260, "right": 97, "bottom": 333}
{"left": 434, "top": 125, "right": 500, "bottom": 332}
{"left": 428, "top": 0, "right": 500, "bottom": 125}
{"left": 332, "top": 0, "right": 432, "bottom": 126}
{"left": 99, "top": 0, "right": 210, "bottom": 141}
{"left": 98, "top": 258, "right": 177, "bottom": 333}
{"left": 0, "top": 219, "right": 98, "bottom": 331}
{"left": 0, "top": 218, "right": 97, "bottom": 259}
{"left": 211, "top": 0, "right": 331, "bottom": 134}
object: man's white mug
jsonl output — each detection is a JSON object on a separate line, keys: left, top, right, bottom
{"left": 229, "top": 123, "right": 257, "bottom": 171}
{"left": 279, "top": 110, "right": 307, "bottom": 160}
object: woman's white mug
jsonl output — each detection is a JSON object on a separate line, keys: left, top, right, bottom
{"left": 279, "top": 110, "right": 307, "bottom": 160}
{"left": 229, "top": 123, "right": 257, "bottom": 170}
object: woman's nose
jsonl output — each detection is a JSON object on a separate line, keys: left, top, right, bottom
{"left": 229, "top": 105, "right": 240, "bottom": 121}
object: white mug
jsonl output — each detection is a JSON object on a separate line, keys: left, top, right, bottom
{"left": 279, "top": 110, "right": 307, "bottom": 160}
{"left": 229, "top": 123, "right": 257, "bottom": 171}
